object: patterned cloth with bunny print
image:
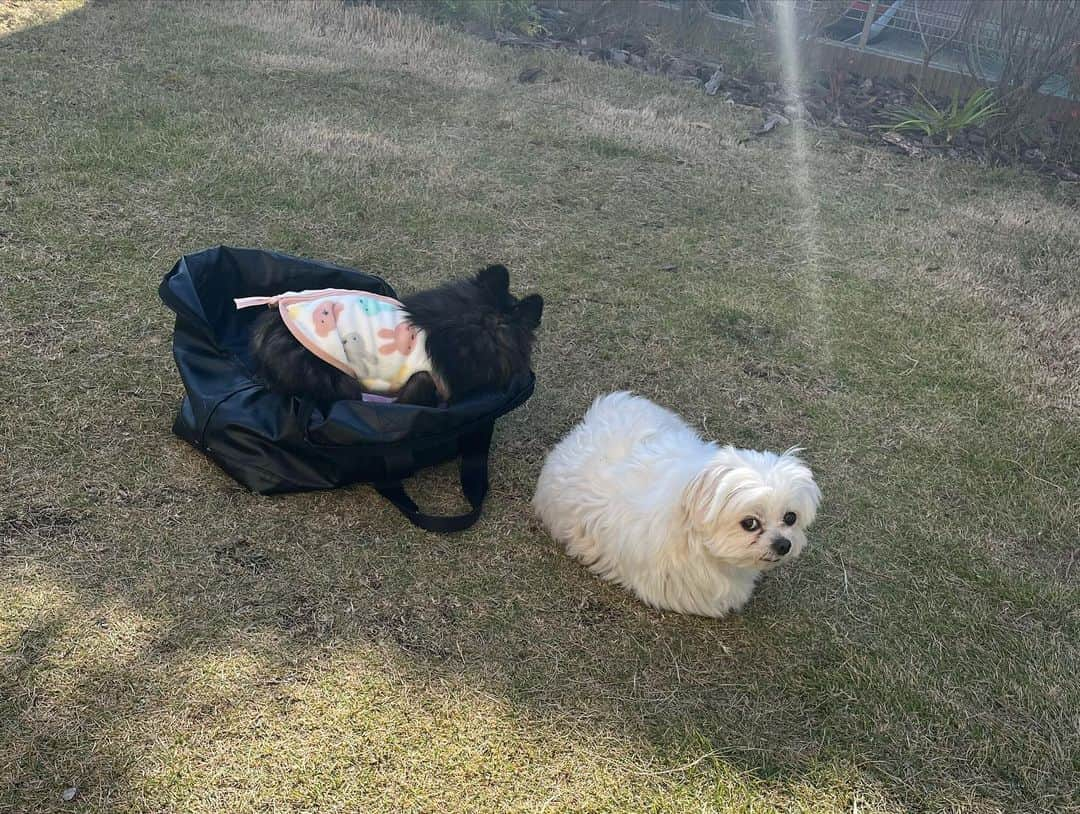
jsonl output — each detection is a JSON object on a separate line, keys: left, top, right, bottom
{"left": 235, "top": 289, "right": 433, "bottom": 394}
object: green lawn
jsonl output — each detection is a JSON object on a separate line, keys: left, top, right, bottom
{"left": 1, "top": 2, "right": 1077, "bottom": 812}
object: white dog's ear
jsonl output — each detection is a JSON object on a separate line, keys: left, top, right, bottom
{"left": 780, "top": 448, "right": 822, "bottom": 526}
{"left": 799, "top": 475, "right": 823, "bottom": 526}
{"left": 682, "top": 460, "right": 734, "bottom": 530}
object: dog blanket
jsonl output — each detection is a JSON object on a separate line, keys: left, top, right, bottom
{"left": 235, "top": 289, "right": 433, "bottom": 395}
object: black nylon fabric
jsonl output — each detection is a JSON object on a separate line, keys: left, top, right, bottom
{"left": 159, "top": 246, "right": 535, "bottom": 526}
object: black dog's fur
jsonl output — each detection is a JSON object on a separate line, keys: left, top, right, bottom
{"left": 248, "top": 265, "right": 542, "bottom": 406}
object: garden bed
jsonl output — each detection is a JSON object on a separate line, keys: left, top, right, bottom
{"left": 483, "top": 3, "right": 1080, "bottom": 184}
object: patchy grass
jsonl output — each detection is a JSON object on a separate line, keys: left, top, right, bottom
{"left": 1, "top": 1, "right": 1078, "bottom": 812}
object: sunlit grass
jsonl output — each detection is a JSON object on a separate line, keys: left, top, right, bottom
{"left": 1, "top": 2, "right": 1077, "bottom": 812}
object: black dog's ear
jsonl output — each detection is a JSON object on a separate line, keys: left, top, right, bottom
{"left": 514, "top": 294, "right": 543, "bottom": 330}
{"left": 476, "top": 264, "right": 510, "bottom": 297}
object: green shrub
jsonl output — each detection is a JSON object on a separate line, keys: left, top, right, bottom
{"left": 877, "top": 87, "right": 1001, "bottom": 143}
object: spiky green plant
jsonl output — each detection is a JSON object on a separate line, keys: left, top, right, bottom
{"left": 876, "top": 87, "right": 1001, "bottom": 143}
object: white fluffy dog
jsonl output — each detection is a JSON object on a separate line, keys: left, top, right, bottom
{"left": 533, "top": 392, "right": 821, "bottom": 617}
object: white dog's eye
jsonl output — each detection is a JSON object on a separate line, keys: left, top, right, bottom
{"left": 783, "top": 511, "right": 797, "bottom": 526}
{"left": 740, "top": 517, "right": 761, "bottom": 532}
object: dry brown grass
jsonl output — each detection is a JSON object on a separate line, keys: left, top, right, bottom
{"left": 0, "top": 0, "right": 76, "bottom": 34}
{"left": 1, "top": 2, "right": 1078, "bottom": 813}
{"left": 869, "top": 180, "right": 1080, "bottom": 414}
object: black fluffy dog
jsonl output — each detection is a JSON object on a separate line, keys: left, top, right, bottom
{"left": 248, "top": 265, "right": 542, "bottom": 406}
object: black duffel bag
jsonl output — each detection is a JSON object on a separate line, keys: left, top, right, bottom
{"left": 159, "top": 246, "right": 535, "bottom": 533}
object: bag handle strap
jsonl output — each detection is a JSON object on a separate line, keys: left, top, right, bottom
{"left": 374, "top": 423, "right": 494, "bottom": 533}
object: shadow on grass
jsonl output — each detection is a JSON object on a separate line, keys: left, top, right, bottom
{"left": 6, "top": 463, "right": 1067, "bottom": 812}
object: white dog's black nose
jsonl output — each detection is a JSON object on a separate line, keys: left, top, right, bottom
{"left": 771, "top": 537, "right": 791, "bottom": 556}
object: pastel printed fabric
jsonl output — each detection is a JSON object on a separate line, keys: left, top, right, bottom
{"left": 235, "top": 289, "right": 433, "bottom": 393}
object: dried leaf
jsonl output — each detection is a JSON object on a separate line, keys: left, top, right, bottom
{"left": 752, "top": 113, "right": 790, "bottom": 137}
{"left": 517, "top": 66, "right": 544, "bottom": 83}
{"left": 704, "top": 69, "right": 724, "bottom": 96}
{"left": 881, "top": 131, "right": 925, "bottom": 158}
